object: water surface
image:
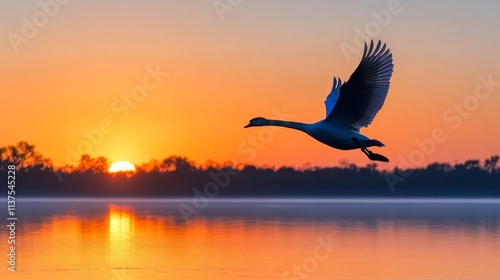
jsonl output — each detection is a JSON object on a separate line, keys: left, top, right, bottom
{"left": 1, "top": 198, "right": 499, "bottom": 279}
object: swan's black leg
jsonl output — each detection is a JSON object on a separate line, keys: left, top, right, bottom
{"left": 356, "top": 142, "right": 373, "bottom": 159}
{"left": 360, "top": 148, "right": 371, "bottom": 158}
{"left": 352, "top": 138, "right": 390, "bottom": 162}
{"left": 353, "top": 138, "right": 371, "bottom": 158}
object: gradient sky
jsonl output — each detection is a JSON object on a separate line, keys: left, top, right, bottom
{"left": 1, "top": 0, "right": 499, "bottom": 169}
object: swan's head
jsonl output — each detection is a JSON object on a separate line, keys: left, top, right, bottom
{"left": 244, "top": 117, "right": 268, "bottom": 128}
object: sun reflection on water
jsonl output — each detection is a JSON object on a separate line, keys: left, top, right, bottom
{"left": 3, "top": 200, "right": 500, "bottom": 280}
{"left": 108, "top": 205, "right": 134, "bottom": 263}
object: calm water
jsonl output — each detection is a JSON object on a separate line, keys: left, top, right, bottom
{"left": 1, "top": 198, "right": 500, "bottom": 280}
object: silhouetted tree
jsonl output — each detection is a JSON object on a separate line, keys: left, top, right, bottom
{"left": 136, "top": 159, "right": 162, "bottom": 172}
{"left": 484, "top": 155, "right": 499, "bottom": 173}
{"left": 365, "top": 163, "right": 378, "bottom": 172}
{"left": 76, "top": 154, "right": 110, "bottom": 173}
{"left": 136, "top": 156, "right": 197, "bottom": 173}
{"left": 162, "top": 155, "right": 196, "bottom": 172}
{"left": 426, "top": 162, "right": 453, "bottom": 172}
{"left": 464, "top": 159, "right": 481, "bottom": 171}
{"left": 1, "top": 141, "right": 500, "bottom": 198}
{"left": 0, "top": 141, "right": 52, "bottom": 171}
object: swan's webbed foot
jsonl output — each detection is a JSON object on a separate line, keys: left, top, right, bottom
{"left": 352, "top": 138, "right": 390, "bottom": 162}
{"left": 365, "top": 151, "right": 389, "bottom": 162}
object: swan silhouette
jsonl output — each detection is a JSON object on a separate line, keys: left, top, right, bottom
{"left": 244, "top": 40, "right": 393, "bottom": 162}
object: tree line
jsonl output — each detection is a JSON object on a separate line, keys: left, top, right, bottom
{"left": 1, "top": 141, "right": 499, "bottom": 197}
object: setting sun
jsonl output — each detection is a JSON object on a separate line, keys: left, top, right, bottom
{"left": 108, "top": 161, "right": 136, "bottom": 173}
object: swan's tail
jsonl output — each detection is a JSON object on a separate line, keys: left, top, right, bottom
{"left": 360, "top": 139, "right": 385, "bottom": 148}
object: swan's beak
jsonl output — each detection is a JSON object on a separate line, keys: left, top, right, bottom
{"left": 244, "top": 122, "right": 252, "bottom": 128}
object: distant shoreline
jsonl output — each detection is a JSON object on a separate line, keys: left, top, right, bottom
{"left": 2, "top": 142, "right": 499, "bottom": 198}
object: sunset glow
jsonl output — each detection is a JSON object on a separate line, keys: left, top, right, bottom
{"left": 2, "top": 2, "right": 499, "bottom": 279}
{"left": 108, "top": 161, "right": 136, "bottom": 173}
{"left": 1, "top": 1, "right": 499, "bottom": 168}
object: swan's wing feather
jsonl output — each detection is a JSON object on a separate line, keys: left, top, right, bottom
{"left": 326, "top": 40, "right": 393, "bottom": 130}
{"left": 324, "top": 77, "right": 342, "bottom": 117}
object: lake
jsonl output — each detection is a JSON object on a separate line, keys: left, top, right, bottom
{"left": 1, "top": 198, "right": 500, "bottom": 279}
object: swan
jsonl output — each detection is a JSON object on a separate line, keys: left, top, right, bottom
{"left": 244, "top": 40, "right": 393, "bottom": 162}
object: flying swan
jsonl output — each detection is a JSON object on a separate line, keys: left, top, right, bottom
{"left": 244, "top": 40, "right": 394, "bottom": 162}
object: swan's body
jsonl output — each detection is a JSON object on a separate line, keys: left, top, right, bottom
{"left": 244, "top": 40, "right": 394, "bottom": 162}
{"left": 253, "top": 120, "right": 378, "bottom": 150}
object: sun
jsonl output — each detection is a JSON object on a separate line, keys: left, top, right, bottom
{"left": 108, "top": 161, "right": 136, "bottom": 173}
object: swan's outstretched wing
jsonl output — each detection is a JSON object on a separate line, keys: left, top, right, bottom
{"left": 324, "top": 77, "right": 342, "bottom": 117}
{"left": 326, "top": 40, "right": 393, "bottom": 131}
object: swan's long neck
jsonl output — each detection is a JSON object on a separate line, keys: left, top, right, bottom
{"left": 263, "top": 119, "right": 310, "bottom": 133}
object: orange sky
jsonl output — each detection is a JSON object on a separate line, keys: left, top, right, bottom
{"left": 1, "top": 1, "right": 499, "bottom": 169}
